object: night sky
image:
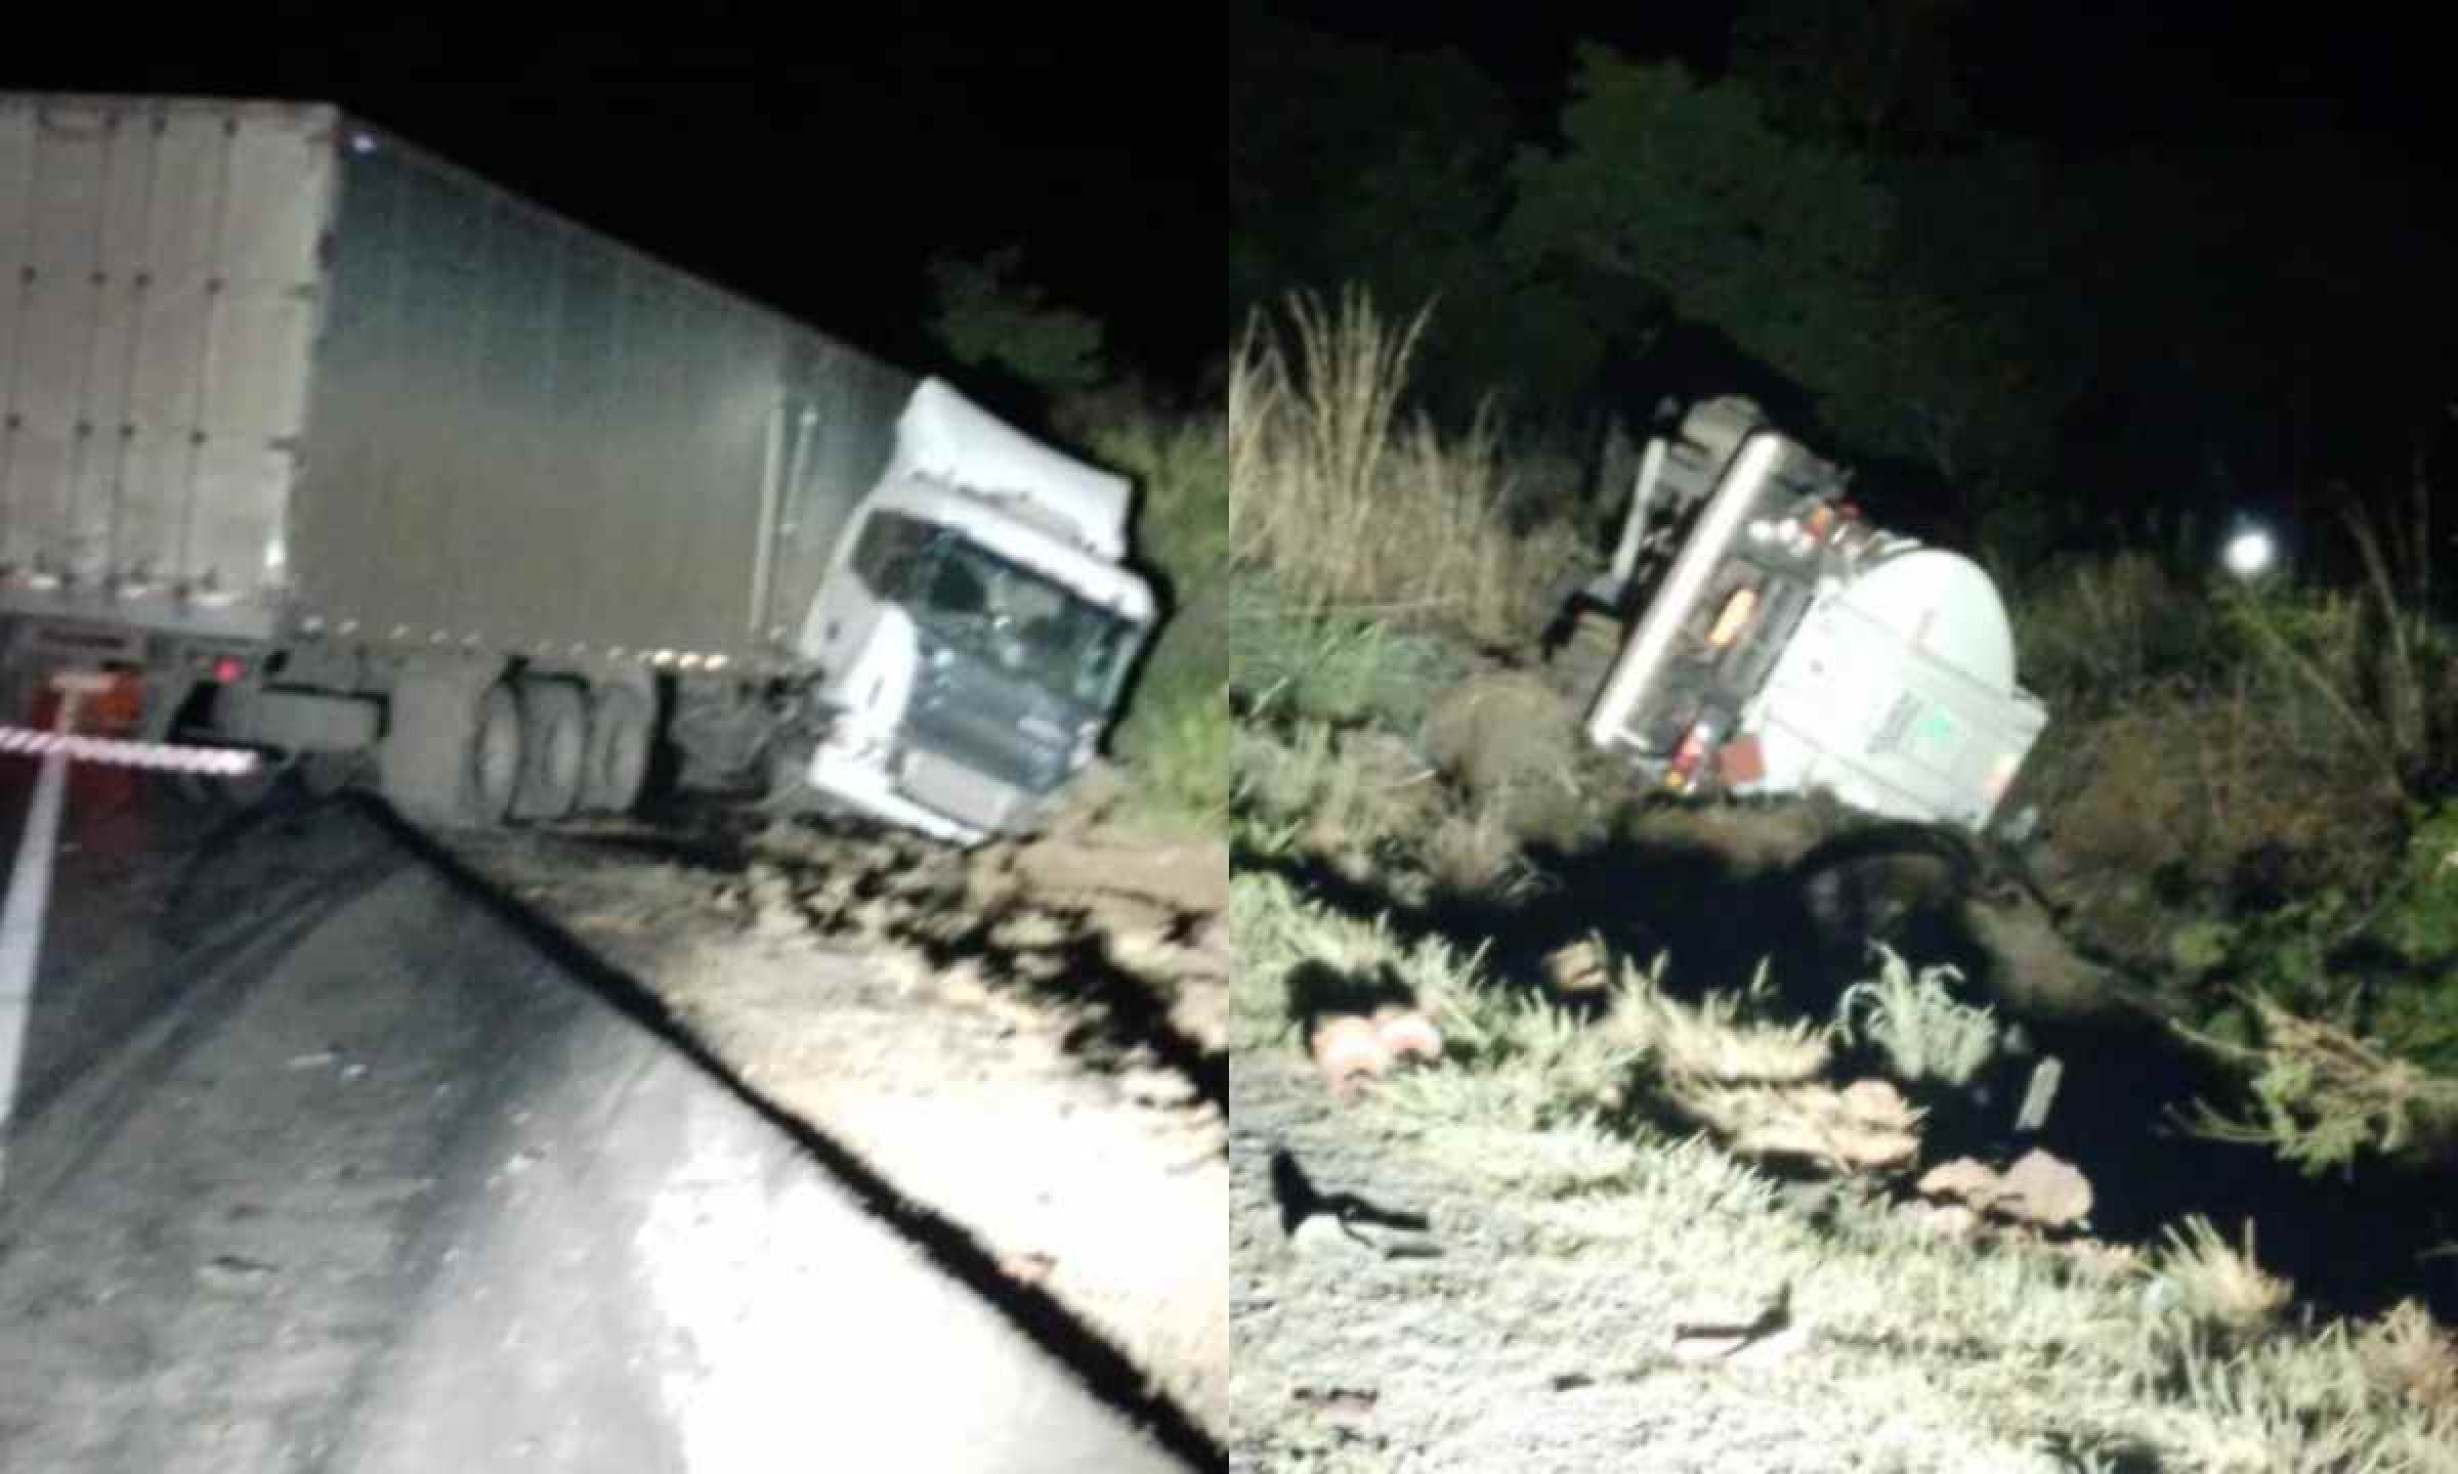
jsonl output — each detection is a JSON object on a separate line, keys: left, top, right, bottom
{"left": 1252, "top": 1, "right": 2453, "bottom": 168}
{"left": 6, "top": 8, "right": 2444, "bottom": 416}
{"left": 1228, "top": 0, "right": 2454, "bottom": 562}
{"left": 3, "top": 8, "right": 1225, "bottom": 399}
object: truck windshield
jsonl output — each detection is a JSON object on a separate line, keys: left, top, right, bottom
{"left": 906, "top": 533, "right": 1139, "bottom": 708}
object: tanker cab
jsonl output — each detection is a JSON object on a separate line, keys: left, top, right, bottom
{"left": 798, "top": 486, "right": 1154, "bottom": 844}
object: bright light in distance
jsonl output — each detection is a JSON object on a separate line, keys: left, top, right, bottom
{"left": 2221, "top": 525, "right": 2276, "bottom": 581}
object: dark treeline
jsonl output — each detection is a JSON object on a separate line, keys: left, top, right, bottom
{"left": 1231, "top": 1, "right": 2458, "bottom": 572}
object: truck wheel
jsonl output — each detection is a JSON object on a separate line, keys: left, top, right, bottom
{"left": 469, "top": 681, "right": 524, "bottom": 823}
{"left": 511, "top": 677, "right": 588, "bottom": 821}
{"left": 380, "top": 664, "right": 523, "bottom": 828}
{"left": 582, "top": 684, "right": 652, "bottom": 815}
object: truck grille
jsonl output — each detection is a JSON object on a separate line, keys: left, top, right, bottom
{"left": 898, "top": 746, "right": 1028, "bottom": 835}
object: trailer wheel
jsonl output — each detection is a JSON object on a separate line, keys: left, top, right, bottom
{"left": 511, "top": 677, "right": 588, "bottom": 821}
{"left": 380, "top": 664, "right": 523, "bottom": 828}
{"left": 583, "top": 684, "right": 653, "bottom": 815}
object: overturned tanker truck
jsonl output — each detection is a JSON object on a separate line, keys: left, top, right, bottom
{"left": 0, "top": 94, "right": 1152, "bottom": 845}
{"left": 1546, "top": 396, "right": 2049, "bottom": 836}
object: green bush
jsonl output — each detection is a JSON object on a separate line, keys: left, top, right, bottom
{"left": 1079, "top": 402, "right": 1228, "bottom": 831}
{"left": 1228, "top": 572, "right": 1464, "bottom": 735}
{"left": 2172, "top": 799, "right": 2458, "bottom": 1076}
{"left": 926, "top": 247, "right": 1108, "bottom": 394}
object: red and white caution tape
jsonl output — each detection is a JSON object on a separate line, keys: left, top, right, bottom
{"left": 0, "top": 726, "right": 261, "bottom": 776}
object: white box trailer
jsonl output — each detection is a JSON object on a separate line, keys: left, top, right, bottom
{"left": 1550, "top": 397, "right": 2048, "bottom": 832}
{"left": 0, "top": 94, "right": 1153, "bottom": 842}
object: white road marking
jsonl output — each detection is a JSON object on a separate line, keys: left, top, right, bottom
{"left": 0, "top": 741, "right": 70, "bottom": 1191}
{"left": 0, "top": 676, "right": 258, "bottom": 1190}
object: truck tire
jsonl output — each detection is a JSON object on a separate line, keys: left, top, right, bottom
{"left": 582, "top": 683, "right": 652, "bottom": 815}
{"left": 379, "top": 664, "right": 524, "bottom": 828}
{"left": 511, "top": 677, "right": 588, "bottom": 821}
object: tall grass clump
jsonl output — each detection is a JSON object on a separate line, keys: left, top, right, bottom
{"left": 1230, "top": 286, "right": 1572, "bottom": 645}
{"left": 2149, "top": 1216, "right": 2292, "bottom": 1335}
{"left": 1836, "top": 944, "right": 2003, "bottom": 1089}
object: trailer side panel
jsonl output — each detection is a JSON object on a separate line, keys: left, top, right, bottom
{"left": 1, "top": 94, "right": 915, "bottom": 670}
{"left": 0, "top": 95, "right": 333, "bottom": 639}
{"left": 299, "top": 127, "right": 911, "bottom": 669}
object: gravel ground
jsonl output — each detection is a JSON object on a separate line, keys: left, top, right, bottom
{"left": 1228, "top": 1051, "right": 2067, "bottom": 1473}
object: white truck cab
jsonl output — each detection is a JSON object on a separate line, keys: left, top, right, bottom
{"left": 796, "top": 379, "right": 1155, "bottom": 844}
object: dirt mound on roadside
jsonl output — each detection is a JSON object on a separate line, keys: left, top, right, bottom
{"left": 1421, "top": 670, "right": 1595, "bottom": 849}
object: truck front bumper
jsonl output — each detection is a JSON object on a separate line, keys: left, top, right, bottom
{"left": 803, "top": 740, "right": 1045, "bottom": 848}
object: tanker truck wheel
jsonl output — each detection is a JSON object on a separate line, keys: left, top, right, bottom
{"left": 379, "top": 664, "right": 524, "bottom": 828}
{"left": 510, "top": 677, "right": 588, "bottom": 821}
{"left": 581, "top": 683, "right": 653, "bottom": 815}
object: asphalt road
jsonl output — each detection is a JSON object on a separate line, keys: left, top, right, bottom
{"left": 0, "top": 768, "right": 1194, "bottom": 1472}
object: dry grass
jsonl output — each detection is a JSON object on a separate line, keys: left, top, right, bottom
{"left": 1229, "top": 287, "right": 1572, "bottom": 645}
{"left": 1603, "top": 953, "right": 1835, "bottom": 1088}
{"left": 1421, "top": 668, "right": 1599, "bottom": 852}
{"left": 1422, "top": 792, "right": 1526, "bottom": 896}
{"left": 2151, "top": 1216, "right": 2292, "bottom": 1335}
{"left": 1233, "top": 837, "right": 2458, "bottom": 1471}
{"left": 2356, "top": 1300, "right": 2458, "bottom": 1414}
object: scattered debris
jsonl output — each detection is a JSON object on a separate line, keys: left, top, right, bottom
{"left": 1308, "top": 1000, "right": 1442, "bottom": 1102}
{"left": 1903, "top": 1201, "right": 1983, "bottom": 1240}
{"left": 1997, "top": 1148, "right": 2093, "bottom": 1228}
{"left": 1544, "top": 936, "right": 1610, "bottom": 997}
{"left": 1371, "top": 1003, "right": 1442, "bottom": 1065}
{"left": 1310, "top": 1015, "right": 1391, "bottom": 1102}
{"left": 999, "top": 1250, "right": 1058, "bottom": 1287}
{"left": 196, "top": 1255, "right": 277, "bottom": 1295}
{"left": 1915, "top": 1157, "right": 1999, "bottom": 1203}
{"left": 1271, "top": 1148, "right": 1440, "bottom": 1261}
{"left": 1671, "top": 1281, "right": 1805, "bottom": 1366}
{"left": 1290, "top": 1214, "right": 1383, "bottom": 1265}
{"left": 1682, "top": 1077, "right": 1923, "bottom": 1174}
{"left": 1291, "top": 1384, "right": 1380, "bottom": 1436}
{"left": 2014, "top": 1055, "right": 2064, "bottom": 1133}
{"left": 1916, "top": 1147, "right": 2093, "bottom": 1230}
